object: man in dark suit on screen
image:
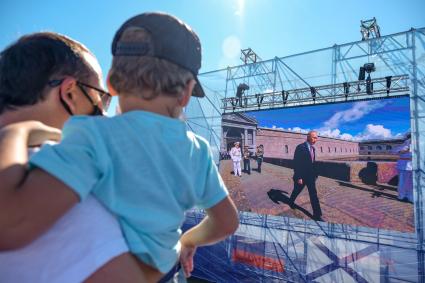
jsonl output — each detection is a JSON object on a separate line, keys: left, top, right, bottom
{"left": 289, "top": 130, "right": 323, "bottom": 221}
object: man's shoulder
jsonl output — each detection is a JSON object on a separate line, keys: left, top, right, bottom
{"left": 296, "top": 142, "right": 307, "bottom": 150}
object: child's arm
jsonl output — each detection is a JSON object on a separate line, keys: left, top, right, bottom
{"left": 0, "top": 122, "right": 79, "bottom": 249}
{"left": 179, "top": 196, "right": 239, "bottom": 277}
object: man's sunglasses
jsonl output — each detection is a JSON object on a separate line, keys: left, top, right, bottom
{"left": 48, "top": 79, "right": 111, "bottom": 116}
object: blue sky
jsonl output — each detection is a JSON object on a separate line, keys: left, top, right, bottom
{"left": 1, "top": 0, "right": 424, "bottom": 115}
{"left": 246, "top": 97, "right": 410, "bottom": 141}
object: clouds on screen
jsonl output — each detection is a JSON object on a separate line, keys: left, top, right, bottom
{"left": 323, "top": 101, "right": 386, "bottom": 129}
{"left": 268, "top": 123, "right": 400, "bottom": 141}
{"left": 314, "top": 101, "right": 398, "bottom": 141}
{"left": 261, "top": 100, "right": 406, "bottom": 141}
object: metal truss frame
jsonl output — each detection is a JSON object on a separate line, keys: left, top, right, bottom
{"left": 216, "top": 27, "right": 425, "bottom": 249}
{"left": 222, "top": 75, "right": 409, "bottom": 112}
{"left": 190, "top": 27, "right": 425, "bottom": 282}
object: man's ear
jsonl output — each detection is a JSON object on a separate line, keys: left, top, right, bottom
{"left": 106, "top": 70, "right": 119, "bottom": 97}
{"left": 59, "top": 77, "right": 79, "bottom": 114}
{"left": 179, "top": 79, "right": 196, "bottom": 107}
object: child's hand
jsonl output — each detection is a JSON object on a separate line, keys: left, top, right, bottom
{"left": 179, "top": 243, "right": 197, "bottom": 278}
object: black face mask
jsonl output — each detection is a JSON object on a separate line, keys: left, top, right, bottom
{"left": 49, "top": 79, "right": 105, "bottom": 116}
{"left": 60, "top": 95, "right": 74, "bottom": 116}
{"left": 59, "top": 91, "right": 103, "bottom": 116}
{"left": 90, "top": 104, "right": 103, "bottom": 116}
{"left": 77, "top": 84, "right": 104, "bottom": 116}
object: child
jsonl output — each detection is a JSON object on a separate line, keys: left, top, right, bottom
{"left": 0, "top": 12, "right": 239, "bottom": 282}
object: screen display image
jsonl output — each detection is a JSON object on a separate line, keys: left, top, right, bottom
{"left": 220, "top": 97, "right": 414, "bottom": 232}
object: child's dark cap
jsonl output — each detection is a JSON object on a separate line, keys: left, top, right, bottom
{"left": 111, "top": 12, "right": 205, "bottom": 98}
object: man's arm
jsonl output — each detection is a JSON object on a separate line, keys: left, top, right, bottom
{"left": 0, "top": 123, "right": 79, "bottom": 249}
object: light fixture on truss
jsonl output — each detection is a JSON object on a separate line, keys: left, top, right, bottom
{"left": 310, "top": 87, "right": 317, "bottom": 102}
{"left": 364, "top": 63, "right": 376, "bottom": 95}
{"left": 385, "top": 76, "right": 392, "bottom": 95}
{"left": 255, "top": 93, "right": 264, "bottom": 108}
{"left": 343, "top": 82, "right": 350, "bottom": 100}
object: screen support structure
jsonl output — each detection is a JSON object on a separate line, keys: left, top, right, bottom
{"left": 188, "top": 27, "right": 425, "bottom": 281}
{"left": 210, "top": 28, "right": 425, "bottom": 249}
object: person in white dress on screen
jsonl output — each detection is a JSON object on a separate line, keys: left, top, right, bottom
{"left": 230, "top": 142, "right": 242, "bottom": 176}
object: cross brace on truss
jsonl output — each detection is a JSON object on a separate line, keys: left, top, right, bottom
{"left": 240, "top": 48, "right": 261, "bottom": 64}
{"left": 360, "top": 17, "right": 381, "bottom": 40}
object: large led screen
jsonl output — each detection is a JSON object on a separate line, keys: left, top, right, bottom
{"left": 220, "top": 97, "right": 413, "bottom": 232}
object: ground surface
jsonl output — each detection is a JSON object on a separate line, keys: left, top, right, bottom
{"left": 220, "top": 159, "right": 414, "bottom": 232}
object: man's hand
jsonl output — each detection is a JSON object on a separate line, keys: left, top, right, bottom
{"left": 297, "top": 179, "right": 303, "bottom": 185}
{"left": 24, "top": 121, "right": 61, "bottom": 146}
{"left": 2, "top": 121, "right": 61, "bottom": 147}
{"left": 0, "top": 121, "right": 77, "bottom": 250}
{"left": 179, "top": 242, "right": 197, "bottom": 278}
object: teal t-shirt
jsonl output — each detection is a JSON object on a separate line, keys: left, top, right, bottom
{"left": 30, "top": 110, "right": 229, "bottom": 273}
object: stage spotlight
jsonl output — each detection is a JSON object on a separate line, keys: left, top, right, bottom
{"left": 343, "top": 82, "right": 350, "bottom": 99}
{"left": 366, "top": 75, "right": 373, "bottom": 95}
{"left": 256, "top": 93, "right": 264, "bottom": 108}
{"left": 358, "top": 67, "right": 365, "bottom": 81}
{"left": 235, "top": 83, "right": 249, "bottom": 107}
{"left": 281, "top": 90, "right": 288, "bottom": 105}
{"left": 363, "top": 63, "right": 375, "bottom": 95}
{"left": 310, "top": 87, "right": 316, "bottom": 101}
{"left": 343, "top": 82, "right": 350, "bottom": 94}
{"left": 385, "top": 76, "right": 392, "bottom": 94}
{"left": 357, "top": 67, "right": 365, "bottom": 92}
{"left": 364, "top": 63, "right": 376, "bottom": 73}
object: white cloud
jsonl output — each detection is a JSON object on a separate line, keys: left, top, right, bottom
{"left": 323, "top": 101, "right": 385, "bottom": 129}
{"left": 340, "top": 133, "right": 354, "bottom": 140}
{"left": 277, "top": 124, "right": 391, "bottom": 142}
{"left": 265, "top": 123, "right": 398, "bottom": 142}
{"left": 271, "top": 125, "right": 285, "bottom": 130}
{"left": 287, "top": 127, "right": 309, "bottom": 134}
{"left": 313, "top": 101, "right": 390, "bottom": 141}
{"left": 311, "top": 124, "right": 399, "bottom": 142}
{"left": 316, "top": 128, "right": 353, "bottom": 140}
{"left": 354, "top": 124, "right": 393, "bottom": 141}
